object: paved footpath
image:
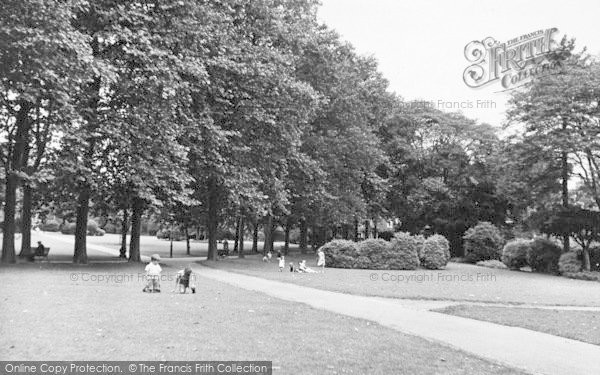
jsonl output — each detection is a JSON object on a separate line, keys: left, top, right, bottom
{"left": 198, "top": 266, "right": 600, "bottom": 375}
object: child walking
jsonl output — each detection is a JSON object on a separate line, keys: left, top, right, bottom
{"left": 143, "top": 254, "right": 162, "bottom": 293}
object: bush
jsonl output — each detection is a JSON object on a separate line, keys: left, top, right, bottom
{"left": 476, "top": 260, "right": 508, "bottom": 269}
{"left": 103, "top": 222, "right": 119, "bottom": 234}
{"left": 387, "top": 233, "right": 420, "bottom": 270}
{"left": 358, "top": 239, "right": 391, "bottom": 269}
{"left": 319, "top": 240, "right": 358, "bottom": 269}
{"left": 87, "top": 219, "right": 99, "bottom": 234}
{"left": 377, "top": 230, "right": 394, "bottom": 241}
{"left": 528, "top": 237, "right": 562, "bottom": 274}
{"left": 412, "top": 234, "right": 426, "bottom": 261}
{"left": 41, "top": 220, "right": 60, "bottom": 232}
{"left": 321, "top": 236, "right": 421, "bottom": 270}
{"left": 463, "top": 222, "right": 504, "bottom": 263}
{"left": 562, "top": 271, "right": 600, "bottom": 282}
{"left": 558, "top": 252, "right": 582, "bottom": 274}
{"left": 501, "top": 239, "right": 532, "bottom": 270}
{"left": 421, "top": 234, "right": 450, "bottom": 270}
{"left": 61, "top": 222, "right": 76, "bottom": 235}
{"left": 590, "top": 247, "right": 600, "bottom": 272}
{"left": 289, "top": 228, "right": 301, "bottom": 244}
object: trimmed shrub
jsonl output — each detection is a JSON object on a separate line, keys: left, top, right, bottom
{"left": 476, "top": 260, "right": 508, "bottom": 269}
{"left": 353, "top": 256, "right": 372, "bottom": 269}
{"left": 412, "top": 234, "right": 426, "bottom": 261}
{"left": 377, "top": 230, "right": 394, "bottom": 241}
{"left": 558, "top": 252, "right": 582, "bottom": 274}
{"left": 41, "top": 219, "right": 60, "bottom": 232}
{"left": 562, "top": 271, "right": 600, "bottom": 282}
{"left": 528, "top": 237, "right": 562, "bottom": 274}
{"left": 501, "top": 239, "right": 532, "bottom": 270}
{"left": 61, "top": 222, "right": 76, "bottom": 235}
{"left": 421, "top": 234, "right": 450, "bottom": 270}
{"left": 319, "top": 240, "right": 358, "bottom": 269}
{"left": 463, "top": 222, "right": 504, "bottom": 263}
{"left": 388, "top": 233, "right": 420, "bottom": 270}
{"left": 358, "top": 239, "right": 391, "bottom": 269}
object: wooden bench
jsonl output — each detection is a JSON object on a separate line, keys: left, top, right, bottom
{"left": 31, "top": 247, "right": 50, "bottom": 262}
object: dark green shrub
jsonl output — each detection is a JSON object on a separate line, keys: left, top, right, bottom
{"left": 421, "top": 234, "right": 450, "bottom": 270}
{"left": 319, "top": 240, "right": 358, "bottom": 269}
{"left": 558, "top": 252, "right": 582, "bottom": 274}
{"left": 501, "top": 239, "right": 531, "bottom": 270}
{"left": 41, "top": 219, "right": 60, "bottom": 232}
{"left": 528, "top": 237, "right": 561, "bottom": 274}
{"left": 377, "top": 230, "right": 394, "bottom": 241}
{"left": 388, "top": 233, "right": 420, "bottom": 270}
{"left": 463, "top": 222, "right": 504, "bottom": 263}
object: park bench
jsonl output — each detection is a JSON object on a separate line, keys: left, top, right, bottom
{"left": 31, "top": 247, "right": 50, "bottom": 262}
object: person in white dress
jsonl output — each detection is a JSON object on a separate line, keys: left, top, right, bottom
{"left": 317, "top": 248, "right": 326, "bottom": 272}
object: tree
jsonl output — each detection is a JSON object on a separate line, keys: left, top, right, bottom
{"left": 539, "top": 206, "right": 600, "bottom": 271}
{"left": 0, "top": 0, "right": 93, "bottom": 263}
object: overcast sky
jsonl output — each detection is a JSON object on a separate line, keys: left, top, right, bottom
{"left": 318, "top": 0, "right": 600, "bottom": 128}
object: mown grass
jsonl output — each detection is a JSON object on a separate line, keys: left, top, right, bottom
{"left": 0, "top": 262, "right": 525, "bottom": 374}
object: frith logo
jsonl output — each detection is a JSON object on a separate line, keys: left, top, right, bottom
{"left": 463, "top": 28, "right": 562, "bottom": 90}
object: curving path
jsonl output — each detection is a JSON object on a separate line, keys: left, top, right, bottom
{"left": 197, "top": 265, "right": 600, "bottom": 375}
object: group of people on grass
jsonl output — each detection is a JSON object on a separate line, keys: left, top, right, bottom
{"left": 264, "top": 248, "right": 326, "bottom": 273}
{"left": 142, "top": 247, "right": 326, "bottom": 294}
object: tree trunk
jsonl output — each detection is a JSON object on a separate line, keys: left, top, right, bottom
{"left": 128, "top": 197, "right": 144, "bottom": 262}
{"left": 120, "top": 208, "right": 129, "bottom": 258}
{"left": 583, "top": 247, "right": 591, "bottom": 272}
{"left": 353, "top": 217, "right": 359, "bottom": 242}
{"left": 185, "top": 227, "right": 190, "bottom": 256}
{"left": 263, "top": 215, "right": 272, "bottom": 254}
{"left": 238, "top": 217, "right": 245, "bottom": 258}
{"left": 561, "top": 150, "right": 570, "bottom": 253}
{"left": 299, "top": 218, "right": 307, "bottom": 254}
{"left": 343, "top": 224, "right": 349, "bottom": 240}
{"left": 233, "top": 216, "right": 241, "bottom": 253}
{"left": 311, "top": 222, "right": 317, "bottom": 252}
{"left": 269, "top": 221, "right": 276, "bottom": 253}
{"left": 19, "top": 184, "right": 33, "bottom": 258}
{"left": 206, "top": 176, "right": 218, "bottom": 260}
{"left": 73, "top": 186, "right": 90, "bottom": 264}
{"left": 252, "top": 221, "right": 258, "bottom": 253}
{"left": 364, "top": 220, "right": 370, "bottom": 240}
{"left": 2, "top": 102, "right": 31, "bottom": 264}
{"left": 284, "top": 218, "right": 290, "bottom": 255}
{"left": 1, "top": 174, "right": 19, "bottom": 264}
{"left": 373, "top": 219, "right": 378, "bottom": 239}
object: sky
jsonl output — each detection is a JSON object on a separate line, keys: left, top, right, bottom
{"left": 318, "top": 0, "right": 600, "bottom": 128}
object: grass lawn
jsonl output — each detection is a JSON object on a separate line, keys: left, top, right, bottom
{"left": 204, "top": 254, "right": 600, "bottom": 307}
{"left": 0, "top": 262, "right": 526, "bottom": 374}
{"left": 434, "top": 305, "right": 600, "bottom": 346}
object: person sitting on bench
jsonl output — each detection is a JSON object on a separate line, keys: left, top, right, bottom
{"left": 29, "top": 241, "right": 46, "bottom": 262}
